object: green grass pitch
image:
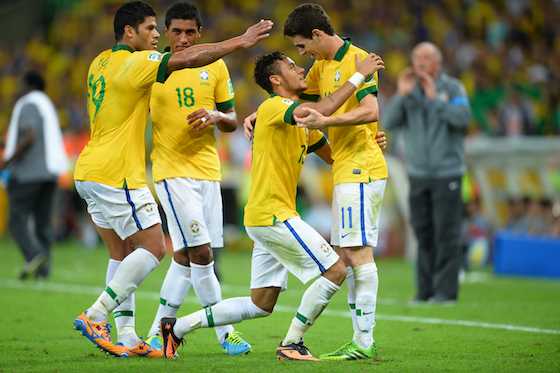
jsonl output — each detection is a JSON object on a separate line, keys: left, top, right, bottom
{"left": 0, "top": 239, "right": 558, "bottom": 372}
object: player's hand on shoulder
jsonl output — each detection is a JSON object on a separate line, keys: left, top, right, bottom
{"left": 243, "top": 112, "right": 256, "bottom": 140}
{"left": 187, "top": 109, "right": 220, "bottom": 131}
{"left": 240, "top": 20, "right": 274, "bottom": 48}
{"left": 355, "top": 53, "right": 384, "bottom": 77}
{"left": 376, "top": 130, "right": 388, "bottom": 151}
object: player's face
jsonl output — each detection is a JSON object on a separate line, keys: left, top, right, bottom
{"left": 275, "top": 57, "right": 307, "bottom": 92}
{"left": 289, "top": 35, "right": 324, "bottom": 60}
{"left": 165, "top": 19, "right": 201, "bottom": 52}
{"left": 130, "top": 16, "right": 159, "bottom": 51}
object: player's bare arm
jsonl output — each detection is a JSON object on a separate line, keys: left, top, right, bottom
{"left": 295, "top": 54, "right": 383, "bottom": 118}
{"left": 312, "top": 142, "right": 333, "bottom": 164}
{"left": 168, "top": 20, "right": 273, "bottom": 71}
{"left": 295, "top": 94, "right": 379, "bottom": 128}
{"left": 187, "top": 108, "right": 237, "bottom": 132}
{"left": 242, "top": 112, "right": 257, "bottom": 140}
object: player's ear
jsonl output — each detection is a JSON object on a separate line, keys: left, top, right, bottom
{"left": 123, "top": 24, "right": 136, "bottom": 39}
{"left": 311, "top": 29, "right": 322, "bottom": 40}
{"left": 269, "top": 74, "right": 281, "bottom": 88}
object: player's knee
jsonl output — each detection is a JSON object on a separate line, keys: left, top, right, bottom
{"left": 173, "top": 249, "right": 190, "bottom": 266}
{"left": 251, "top": 299, "right": 275, "bottom": 315}
{"left": 188, "top": 244, "right": 213, "bottom": 265}
{"left": 250, "top": 287, "right": 281, "bottom": 314}
{"left": 324, "top": 259, "right": 347, "bottom": 286}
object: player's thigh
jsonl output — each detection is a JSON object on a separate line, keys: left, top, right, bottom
{"left": 247, "top": 217, "right": 339, "bottom": 285}
{"left": 75, "top": 181, "right": 113, "bottom": 232}
{"left": 332, "top": 181, "right": 386, "bottom": 250}
{"left": 201, "top": 180, "right": 224, "bottom": 249}
{"left": 249, "top": 242, "right": 288, "bottom": 291}
{"left": 95, "top": 226, "right": 129, "bottom": 260}
{"left": 155, "top": 178, "right": 210, "bottom": 252}
{"left": 78, "top": 181, "right": 162, "bottom": 245}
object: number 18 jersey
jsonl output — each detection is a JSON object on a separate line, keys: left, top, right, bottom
{"left": 150, "top": 59, "right": 234, "bottom": 182}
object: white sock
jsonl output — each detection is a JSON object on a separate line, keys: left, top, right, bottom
{"left": 191, "top": 261, "right": 234, "bottom": 343}
{"left": 147, "top": 259, "right": 192, "bottom": 337}
{"left": 353, "top": 262, "right": 378, "bottom": 349}
{"left": 282, "top": 276, "right": 340, "bottom": 345}
{"left": 106, "top": 259, "right": 140, "bottom": 346}
{"left": 87, "top": 248, "right": 159, "bottom": 322}
{"left": 173, "top": 297, "right": 269, "bottom": 338}
{"left": 346, "top": 266, "right": 359, "bottom": 333}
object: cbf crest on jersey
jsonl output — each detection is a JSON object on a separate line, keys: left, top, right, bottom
{"left": 335, "top": 70, "right": 341, "bottom": 82}
{"left": 200, "top": 70, "right": 209, "bottom": 81}
{"left": 147, "top": 52, "right": 162, "bottom": 61}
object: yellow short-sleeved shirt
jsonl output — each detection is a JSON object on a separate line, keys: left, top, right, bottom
{"left": 150, "top": 59, "right": 235, "bottom": 182}
{"left": 74, "top": 45, "right": 170, "bottom": 188}
{"left": 244, "top": 95, "right": 327, "bottom": 227}
{"left": 303, "top": 40, "right": 388, "bottom": 185}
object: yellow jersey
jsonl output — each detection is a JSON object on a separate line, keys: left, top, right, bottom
{"left": 244, "top": 95, "right": 327, "bottom": 226}
{"left": 303, "top": 40, "right": 388, "bottom": 184}
{"left": 74, "top": 44, "right": 170, "bottom": 188}
{"left": 150, "top": 59, "right": 234, "bottom": 182}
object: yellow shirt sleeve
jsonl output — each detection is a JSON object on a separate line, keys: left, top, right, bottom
{"left": 301, "top": 62, "right": 321, "bottom": 102}
{"left": 122, "top": 50, "right": 171, "bottom": 89}
{"left": 280, "top": 98, "right": 301, "bottom": 125}
{"left": 215, "top": 60, "right": 235, "bottom": 112}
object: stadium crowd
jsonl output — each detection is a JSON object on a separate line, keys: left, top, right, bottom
{"left": 0, "top": 0, "right": 559, "bottom": 136}
{"left": 0, "top": 0, "right": 559, "bottom": 247}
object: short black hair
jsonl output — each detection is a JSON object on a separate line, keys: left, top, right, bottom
{"left": 165, "top": 2, "right": 202, "bottom": 29}
{"left": 23, "top": 71, "right": 45, "bottom": 91}
{"left": 113, "top": 1, "right": 156, "bottom": 42}
{"left": 254, "top": 52, "right": 286, "bottom": 94}
{"left": 284, "top": 3, "right": 334, "bottom": 39}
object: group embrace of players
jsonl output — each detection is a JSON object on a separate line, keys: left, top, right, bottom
{"left": 73, "top": 1, "right": 388, "bottom": 362}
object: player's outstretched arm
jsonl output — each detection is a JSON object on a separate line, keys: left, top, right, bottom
{"left": 168, "top": 20, "right": 273, "bottom": 71}
{"left": 294, "top": 53, "right": 384, "bottom": 121}
{"left": 295, "top": 94, "right": 379, "bottom": 129}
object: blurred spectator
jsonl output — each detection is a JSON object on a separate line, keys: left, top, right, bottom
{"left": 383, "top": 42, "right": 470, "bottom": 303}
{"left": 1, "top": 71, "right": 68, "bottom": 279}
{"left": 461, "top": 198, "right": 493, "bottom": 270}
{"left": 506, "top": 196, "right": 558, "bottom": 236}
{"left": 497, "top": 89, "right": 536, "bottom": 136}
{"left": 505, "top": 196, "right": 526, "bottom": 231}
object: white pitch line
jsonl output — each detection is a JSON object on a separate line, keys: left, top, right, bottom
{"left": 2, "top": 279, "right": 560, "bottom": 336}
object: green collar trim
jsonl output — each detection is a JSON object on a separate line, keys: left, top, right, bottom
{"left": 334, "top": 39, "right": 351, "bottom": 61}
{"left": 269, "top": 93, "right": 278, "bottom": 97}
{"left": 112, "top": 44, "right": 134, "bottom": 53}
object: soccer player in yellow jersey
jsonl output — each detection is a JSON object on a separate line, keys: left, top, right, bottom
{"left": 72, "top": 1, "right": 273, "bottom": 358}
{"left": 144, "top": 2, "right": 250, "bottom": 356}
{"left": 283, "top": 3, "right": 388, "bottom": 360}
{"left": 159, "top": 51, "right": 384, "bottom": 361}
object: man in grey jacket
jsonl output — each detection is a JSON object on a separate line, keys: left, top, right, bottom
{"left": 383, "top": 42, "right": 470, "bottom": 303}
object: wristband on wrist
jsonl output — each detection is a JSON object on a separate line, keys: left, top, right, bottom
{"left": 348, "top": 72, "right": 365, "bottom": 88}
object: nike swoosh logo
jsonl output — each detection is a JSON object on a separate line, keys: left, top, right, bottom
{"left": 341, "top": 232, "right": 351, "bottom": 238}
{"left": 363, "top": 311, "right": 374, "bottom": 315}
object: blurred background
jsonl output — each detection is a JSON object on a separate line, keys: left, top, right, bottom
{"left": 0, "top": 0, "right": 559, "bottom": 278}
